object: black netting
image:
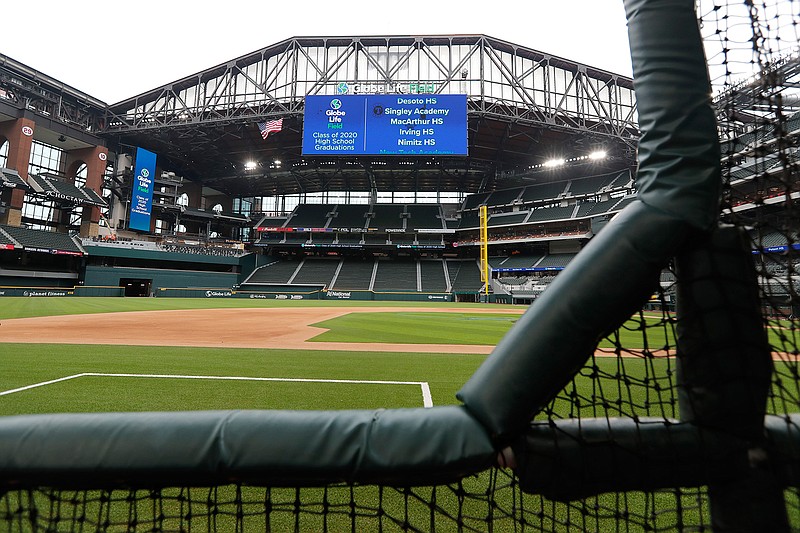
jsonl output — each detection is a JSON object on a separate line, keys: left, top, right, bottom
{"left": 2, "top": 1, "right": 799, "bottom": 530}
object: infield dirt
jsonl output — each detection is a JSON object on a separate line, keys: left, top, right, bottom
{"left": 0, "top": 307, "right": 524, "bottom": 354}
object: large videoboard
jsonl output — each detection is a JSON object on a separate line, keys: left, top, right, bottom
{"left": 302, "top": 94, "right": 467, "bottom": 156}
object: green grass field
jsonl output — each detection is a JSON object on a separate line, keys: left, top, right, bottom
{"left": 0, "top": 342, "right": 485, "bottom": 415}
{"left": 0, "top": 297, "right": 690, "bottom": 530}
{"left": 1, "top": 297, "right": 795, "bottom": 531}
{"left": 0, "top": 298, "right": 674, "bottom": 416}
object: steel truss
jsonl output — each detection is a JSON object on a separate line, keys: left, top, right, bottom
{"left": 101, "top": 36, "right": 638, "bottom": 195}
{"left": 106, "top": 35, "right": 637, "bottom": 138}
{"left": 714, "top": 54, "right": 800, "bottom": 145}
{"left": 0, "top": 54, "right": 106, "bottom": 135}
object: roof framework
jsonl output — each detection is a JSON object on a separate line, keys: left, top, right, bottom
{"left": 0, "top": 54, "right": 106, "bottom": 150}
{"left": 714, "top": 55, "right": 800, "bottom": 141}
{"left": 103, "top": 35, "right": 640, "bottom": 197}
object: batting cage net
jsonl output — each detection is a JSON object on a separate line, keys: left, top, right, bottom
{"left": 2, "top": 0, "right": 799, "bottom": 531}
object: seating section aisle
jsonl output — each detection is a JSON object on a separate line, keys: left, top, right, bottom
{"left": 0, "top": 227, "right": 17, "bottom": 246}
{"left": 607, "top": 170, "right": 632, "bottom": 189}
{"left": 253, "top": 216, "right": 288, "bottom": 229}
{"left": 488, "top": 213, "right": 528, "bottom": 227}
{"left": 405, "top": 205, "right": 443, "bottom": 230}
{"left": 486, "top": 188, "right": 522, "bottom": 207}
{"left": 420, "top": 260, "right": 448, "bottom": 292}
{"left": 246, "top": 259, "right": 301, "bottom": 284}
{"left": 535, "top": 253, "right": 577, "bottom": 270}
{"left": 242, "top": 257, "right": 457, "bottom": 293}
{"left": 568, "top": 173, "right": 618, "bottom": 196}
{"left": 0, "top": 225, "right": 82, "bottom": 253}
{"left": 331, "top": 258, "right": 375, "bottom": 290}
{"left": 574, "top": 197, "right": 621, "bottom": 218}
{"left": 373, "top": 260, "right": 418, "bottom": 292}
{"left": 447, "top": 260, "right": 483, "bottom": 292}
{"left": 370, "top": 205, "right": 405, "bottom": 230}
{"left": 463, "top": 192, "right": 491, "bottom": 210}
{"left": 331, "top": 205, "right": 368, "bottom": 230}
{"left": 292, "top": 258, "right": 340, "bottom": 286}
{"left": 460, "top": 169, "right": 633, "bottom": 212}
{"left": 286, "top": 204, "right": 332, "bottom": 227}
{"left": 519, "top": 182, "right": 568, "bottom": 203}
{"left": 613, "top": 196, "right": 636, "bottom": 212}
{"left": 493, "top": 254, "right": 545, "bottom": 269}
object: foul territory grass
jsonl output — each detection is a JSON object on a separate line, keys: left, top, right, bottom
{"left": 0, "top": 341, "right": 683, "bottom": 420}
{"left": 0, "top": 343, "right": 480, "bottom": 416}
{"left": 0, "top": 341, "right": 710, "bottom": 531}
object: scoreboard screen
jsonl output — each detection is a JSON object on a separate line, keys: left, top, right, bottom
{"left": 302, "top": 94, "right": 467, "bottom": 156}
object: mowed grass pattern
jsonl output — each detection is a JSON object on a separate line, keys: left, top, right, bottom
{"left": 311, "top": 309, "right": 677, "bottom": 349}
{"left": 0, "top": 296, "right": 506, "bottom": 320}
{"left": 310, "top": 312, "right": 520, "bottom": 344}
{"left": 0, "top": 299, "right": 680, "bottom": 418}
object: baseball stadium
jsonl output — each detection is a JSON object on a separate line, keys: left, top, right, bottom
{"left": 1, "top": 0, "right": 799, "bottom": 530}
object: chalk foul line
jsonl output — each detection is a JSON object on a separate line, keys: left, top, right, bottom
{"left": 0, "top": 372, "right": 434, "bottom": 408}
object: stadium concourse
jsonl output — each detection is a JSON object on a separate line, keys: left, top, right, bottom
{"left": 0, "top": 35, "right": 641, "bottom": 301}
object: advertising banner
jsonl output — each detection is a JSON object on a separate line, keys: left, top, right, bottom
{"left": 129, "top": 147, "right": 157, "bottom": 232}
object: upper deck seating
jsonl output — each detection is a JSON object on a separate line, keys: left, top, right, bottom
{"left": 286, "top": 204, "right": 333, "bottom": 228}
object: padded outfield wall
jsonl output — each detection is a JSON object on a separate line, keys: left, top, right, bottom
{"left": 82, "top": 245, "right": 245, "bottom": 293}
{"left": 0, "top": 284, "right": 456, "bottom": 301}
{"left": 84, "top": 266, "right": 239, "bottom": 293}
{"left": 160, "top": 287, "right": 454, "bottom": 302}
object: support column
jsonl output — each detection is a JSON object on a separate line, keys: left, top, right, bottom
{"left": 0, "top": 118, "right": 35, "bottom": 226}
{"left": 65, "top": 145, "right": 108, "bottom": 237}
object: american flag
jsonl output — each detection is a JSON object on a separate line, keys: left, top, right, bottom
{"left": 257, "top": 118, "right": 283, "bottom": 140}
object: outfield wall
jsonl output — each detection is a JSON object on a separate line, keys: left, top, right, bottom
{"left": 0, "top": 282, "right": 455, "bottom": 302}
{"left": 160, "top": 288, "right": 454, "bottom": 302}
{"left": 84, "top": 266, "right": 238, "bottom": 292}
{"left": 0, "top": 286, "right": 124, "bottom": 297}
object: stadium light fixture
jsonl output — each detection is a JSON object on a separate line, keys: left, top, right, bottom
{"left": 529, "top": 150, "right": 609, "bottom": 170}
{"left": 543, "top": 158, "right": 565, "bottom": 168}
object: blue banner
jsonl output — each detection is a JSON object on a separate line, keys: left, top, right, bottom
{"left": 302, "top": 94, "right": 468, "bottom": 156}
{"left": 129, "top": 147, "right": 157, "bottom": 232}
